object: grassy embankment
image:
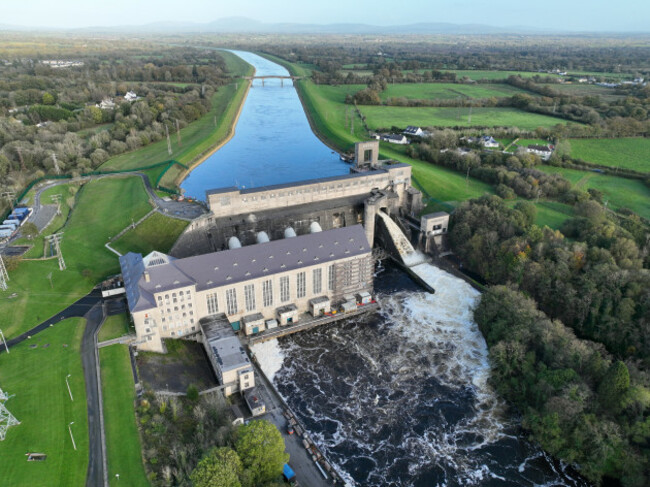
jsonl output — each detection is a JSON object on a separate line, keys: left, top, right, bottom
{"left": 101, "top": 51, "right": 253, "bottom": 188}
{"left": 112, "top": 212, "right": 188, "bottom": 257}
{"left": 0, "top": 318, "right": 89, "bottom": 487}
{"left": 0, "top": 177, "right": 152, "bottom": 339}
{"left": 568, "top": 137, "right": 650, "bottom": 172}
{"left": 99, "top": 345, "right": 149, "bottom": 487}
{"left": 98, "top": 313, "right": 133, "bottom": 342}
{"left": 539, "top": 165, "right": 650, "bottom": 219}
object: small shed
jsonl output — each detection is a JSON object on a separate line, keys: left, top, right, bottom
{"left": 265, "top": 319, "right": 278, "bottom": 330}
{"left": 230, "top": 404, "right": 245, "bottom": 426}
{"left": 276, "top": 304, "right": 299, "bottom": 325}
{"left": 243, "top": 313, "right": 265, "bottom": 336}
{"left": 244, "top": 388, "right": 266, "bottom": 416}
{"left": 357, "top": 291, "right": 372, "bottom": 305}
{"left": 340, "top": 300, "right": 357, "bottom": 313}
{"left": 309, "top": 296, "right": 331, "bottom": 317}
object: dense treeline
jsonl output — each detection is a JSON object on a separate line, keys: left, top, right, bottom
{"left": 0, "top": 40, "right": 234, "bottom": 206}
{"left": 476, "top": 286, "right": 650, "bottom": 485}
{"left": 451, "top": 195, "right": 650, "bottom": 485}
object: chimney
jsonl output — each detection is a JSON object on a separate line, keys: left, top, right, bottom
{"left": 144, "top": 271, "right": 150, "bottom": 282}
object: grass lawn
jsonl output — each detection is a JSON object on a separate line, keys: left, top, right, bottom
{"left": 505, "top": 199, "right": 575, "bottom": 229}
{"left": 112, "top": 212, "right": 188, "bottom": 256}
{"left": 381, "top": 82, "right": 532, "bottom": 100}
{"left": 98, "top": 313, "right": 132, "bottom": 342}
{"left": 360, "top": 105, "right": 570, "bottom": 130}
{"left": 568, "top": 138, "right": 650, "bottom": 173}
{"left": 539, "top": 165, "right": 650, "bottom": 219}
{"left": 546, "top": 83, "right": 622, "bottom": 101}
{"left": 99, "top": 345, "right": 149, "bottom": 487}
{"left": 0, "top": 318, "right": 89, "bottom": 487}
{"left": 0, "top": 176, "right": 152, "bottom": 339}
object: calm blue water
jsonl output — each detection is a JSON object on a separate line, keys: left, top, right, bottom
{"left": 181, "top": 51, "right": 348, "bottom": 200}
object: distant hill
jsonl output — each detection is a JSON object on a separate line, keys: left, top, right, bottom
{"left": 0, "top": 17, "right": 560, "bottom": 35}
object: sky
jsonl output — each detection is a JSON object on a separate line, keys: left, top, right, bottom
{"left": 2, "top": 0, "right": 648, "bottom": 32}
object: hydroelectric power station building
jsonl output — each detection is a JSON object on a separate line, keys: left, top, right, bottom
{"left": 119, "top": 142, "right": 437, "bottom": 378}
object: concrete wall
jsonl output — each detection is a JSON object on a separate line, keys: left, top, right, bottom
{"left": 206, "top": 164, "right": 412, "bottom": 219}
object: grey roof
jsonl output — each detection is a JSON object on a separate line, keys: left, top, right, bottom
{"left": 403, "top": 126, "right": 421, "bottom": 134}
{"left": 422, "top": 211, "right": 449, "bottom": 220}
{"left": 277, "top": 304, "right": 298, "bottom": 314}
{"left": 309, "top": 296, "right": 330, "bottom": 305}
{"left": 243, "top": 313, "right": 264, "bottom": 324}
{"left": 206, "top": 186, "right": 239, "bottom": 196}
{"left": 201, "top": 320, "right": 252, "bottom": 373}
{"left": 121, "top": 225, "right": 371, "bottom": 313}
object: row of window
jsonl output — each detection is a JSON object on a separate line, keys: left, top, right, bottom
{"left": 238, "top": 177, "right": 392, "bottom": 203}
{"left": 206, "top": 265, "right": 336, "bottom": 316}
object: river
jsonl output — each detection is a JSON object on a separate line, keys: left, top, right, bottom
{"left": 186, "top": 51, "right": 588, "bottom": 486}
{"left": 180, "top": 51, "right": 349, "bottom": 199}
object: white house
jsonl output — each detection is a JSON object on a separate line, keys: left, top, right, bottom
{"left": 97, "top": 98, "right": 115, "bottom": 110}
{"left": 525, "top": 144, "right": 554, "bottom": 161}
{"left": 479, "top": 136, "right": 499, "bottom": 148}
{"left": 380, "top": 134, "right": 409, "bottom": 145}
{"left": 403, "top": 126, "right": 424, "bottom": 137}
{"left": 124, "top": 91, "right": 139, "bottom": 102}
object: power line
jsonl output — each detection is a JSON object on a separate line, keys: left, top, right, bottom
{"left": 45, "top": 232, "right": 66, "bottom": 271}
{"left": 50, "top": 194, "right": 62, "bottom": 216}
{"left": 0, "top": 256, "right": 8, "bottom": 291}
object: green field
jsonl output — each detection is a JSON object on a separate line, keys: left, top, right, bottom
{"left": 539, "top": 165, "right": 650, "bottom": 219}
{"left": 100, "top": 345, "right": 149, "bottom": 487}
{"left": 506, "top": 200, "right": 575, "bottom": 229}
{"left": 0, "top": 318, "right": 89, "bottom": 487}
{"left": 441, "top": 70, "right": 560, "bottom": 81}
{"left": 112, "top": 212, "right": 188, "bottom": 256}
{"left": 98, "top": 313, "right": 132, "bottom": 342}
{"left": 382, "top": 82, "right": 532, "bottom": 100}
{"left": 545, "top": 83, "right": 622, "bottom": 100}
{"left": 101, "top": 51, "right": 253, "bottom": 187}
{"left": 568, "top": 138, "right": 650, "bottom": 173}
{"left": 0, "top": 176, "right": 152, "bottom": 339}
{"left": 359, "top": 105, "right": 569, "bottom": 130}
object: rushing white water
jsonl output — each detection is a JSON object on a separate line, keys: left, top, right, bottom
{"left": 251, "top": 262, "right": 587, "bottom": 486}
{"left": 376, "top": 212, "right": 428, "bottom": 267}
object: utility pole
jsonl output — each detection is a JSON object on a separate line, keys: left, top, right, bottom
{"left": 0, "top": 256, "right": 8, "bottom": 291}
{"left": 350, "top": 113, "right": 354, "bottom": 135}
{"left": 46, "top": 271, "right": 53, "bottom": 289}
{"left": 165, "top": 125, "right": 172, "bottom": 156}
{"left": 466, "top": 165, "right": 470, "bottom": 189}
{"left": 468, "top": 104, "right": 473, "bottom": 125}
{"left": 0, "top": 328, "right": 8, "bottom": 353}
{"left": 15, "top": 147, "right": 25, "bottom": 172}
{"left": 46, "top": 232, "right": 66, "bottom": 271}
{"left": 50, "top": 194, "right": 62, "bottom": 216}
{"left": 175, "top": 119, "right": 182, "bottom": 147}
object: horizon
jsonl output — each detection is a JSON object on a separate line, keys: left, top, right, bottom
{"left": 2, "top": 0, "right": 649, "bottom": 33}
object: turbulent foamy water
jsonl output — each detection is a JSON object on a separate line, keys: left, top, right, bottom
{"left": 251, "top": 263, "right": 588, "bottom": 487}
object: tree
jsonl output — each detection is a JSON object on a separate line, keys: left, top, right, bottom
{"left": 42, "top": 92, "right": 55, "bottom": 105}
{"left": 598, "top": 361, "right": 630, "bottom": 411}
{"left": 190, "top": 447, "right": 242, "bottom": 487}
{"left": 20, "top": 222, "right": 39, "bottom": 239}
{"left": 235, "top": 420, "right": 288, "bottom": 486}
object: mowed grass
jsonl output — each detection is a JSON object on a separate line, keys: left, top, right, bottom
{"left": 506, "top": 200, "right": 575, "bottom": 229}
{"left": 0, "top": 176, "right": 152, "bottom": 339}
{"left": 100, "top": 345, "right": 149, "bottom": 487}
{"left": 539, "top": 165, "right": 650, "bottom": 219}
{"left": 568, "top": 138, "right": 650, "bottom": 173}
{"left": 98, "top": 313, "right": 132, "bottom": 342}
{"left": 112, "top": 212, "right": 188, "bottom": 256}
{"left": 101, "top": 51, "right": 254, "bottom": 185}
{"left": 360, "top": 105, "right": 570, "bottom": 130}
{"left": 381, "top": 82, "right": 532, "bottom": 100}
{"left": 0, "top": 318, "right": 89, "bottom": 487}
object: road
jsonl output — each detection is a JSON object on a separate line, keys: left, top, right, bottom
{"left": 252, "top": 362, "right": 333, "bottom": 487}
{"left": 81, "top": 302, "right": 108, "bottom": 487}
